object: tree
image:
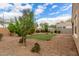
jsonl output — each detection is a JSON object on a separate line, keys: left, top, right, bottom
{"left": 19, "top": 9, "right": 35, "bottom": 46}
{"left": 8, "top": 9, "right": 35, "bottom": 46}
{"left": 8, "top": 22, "right": 15, "bottom": 36}
{"left": 14, "top": 18, "right": 22, "bottom": 36}
{"left": 40, "top": 23, "right": 48, "bottom": 32}
{"left": 44, "top": 23, "right": 49, "bottom": 32}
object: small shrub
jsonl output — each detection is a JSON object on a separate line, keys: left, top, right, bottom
{"left": 54, "top": 30, "right": 61, "bottom": 34}
{"left": 54, "top": 30, "right": 58, "bottom": 33}
{"left": 50, "top": 31, "right": 53, "bottom": 34}
{"left": 36, "top": 30, "right": 40, "bottom": 33}
{"left": 31, "top": 43, "right": 40, "bottom": 53}
{"left": 0, "top": 33, "right": 3, "bottom": 41}
{"left": 40, "top": 30, "right": 43, "bottom": 32}
{"left": 58, "top": 30, "right": 61, "bottom": 33}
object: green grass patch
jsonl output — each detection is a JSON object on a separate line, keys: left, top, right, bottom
{"left": 27, "top": 33, "right": 55, "bottom": 41}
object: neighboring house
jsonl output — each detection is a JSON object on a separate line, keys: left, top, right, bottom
{"left": 48, "top": 27, "right": 55, "bottom": 32}
{"left": 0, "top": 19, "right": 10, "bottom": 35}
{"left": 36, "top": 23, "right": 55, "bottom": 32}
{"left": 0, "top": 23, "right": 8, "bottom": 28}
{"left": 0, "top": 18, "right": 16, "bottom": 28}
{"left": 0, "top": 22, "right": 9, "bottom": 28}
{"left": 72, "top": 3, "right": 79, "bottom": 53}
{"left": 56, "top": 20, "right": 72, "bottom": 34}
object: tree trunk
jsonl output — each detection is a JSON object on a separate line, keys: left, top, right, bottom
{"left": 10, "top": 32, "right": 14, "bottom": 36}
{"left": 19, "top": 36, "right": 26, "bottom": 46}
{"left": 19, "top": 38, "right": 23, "bottom": 43}
{"left": 23, "top": 36, "right": 26, "bottom": 46}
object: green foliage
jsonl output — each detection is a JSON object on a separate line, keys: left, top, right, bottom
{"left": 40, "top": 23, "right": 48, "bottom": 32}
{"left": 8, "top": 23, "right": 15, "bottom": 33}
{"left": 8, "top": 9, "right": 35, "bottom": 37}
{"left": 8, "top": 18, "right": 22, "bottom": 36}
{"left": 54, "top": 30, "right": 61, "bottom": 34}
{"left": 28, "top": 26, "right": 35, "bottom": 35}
{"left": 19, "top": 10, "right": 35, "bottom": 37}
{"left": 31, "top": 43, "right": 40, "bottom": 53}
{"left": 14, "top": 19, "right": 22, "bottom": 36}
{"left": 7, "top": 9, "right": 35, "bottom": 45}
{"left": 0, "top": 33, "right": 3, "bottom": 41}
{"left": 44, "top": 23, "right": 48, "bottom": 32}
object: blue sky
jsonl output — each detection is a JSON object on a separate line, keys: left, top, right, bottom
{"left": 0, "top": 3, "right": 72, "bottom": 24}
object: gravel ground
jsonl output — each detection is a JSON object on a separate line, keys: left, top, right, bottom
{"left": 0, "top": 34, "right": 78, "bottom": 56}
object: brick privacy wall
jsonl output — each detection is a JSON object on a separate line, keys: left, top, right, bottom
{"left": 0, "top": 28, "right": 10, "bottom": 36}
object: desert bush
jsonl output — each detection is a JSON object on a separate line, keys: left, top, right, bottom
{"left": 31, "top": 43, "right": 40, "bottom": 53}
{"left": 58, "top": 30, "right": 61, "bottom": 33}
{"left": 54, "top": 30, "right": 61, "bottom": 34}
{"left": 36, "top": 29, "right": 40, "bottom": 33}
{"left": 41, "top": 29, "right": 45, "bottom": 33}
{"left": 54, "top": 30, "right": 58, "bottom": 33}
{"left": 50, "top": 31, "right": 53, "bottom": 34}
{"left": 0, "top": 33, "right": 3, "bottom": 41}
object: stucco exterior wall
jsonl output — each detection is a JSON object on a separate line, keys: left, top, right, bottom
{"left": 72, "top": 3, "right": 79, "bottom": 54}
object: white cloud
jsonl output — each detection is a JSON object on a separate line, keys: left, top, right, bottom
{"left": 61, "top": 4, "right": 72, "bottom": 11}
{"left": 37, "top": 5, "right": 44, "bottom": 9}
{"left": 35, "top": 4, "right": 49, "bottom": 15}
{"left": 49, "top": 11, "right": 60, "bottom": 15}
{"left": 0, "top": 3, "right": 13, "bottom": 10}
{"left": 13, "top": 3, "right": 32, "bottom": 12}
{"left": 0, "top": 12, "right": 22, "bottom": 21}
{"left": 52, "top": 5, "right": 58, "bottom": 9}
{"left": 35, "top": 8, "right": 44, "bottom": 15}
{"left": 0, "top": 3, "right": 8, "bottom": 8}
{"left": 43, "top": 3, "right": 49, "bottom": 7}
{"left": 36, "top": 14, "right": 71, "bottom": 25}
{"left": 35, "top": 5, "right": 46, "bottom": 15}
{"left": 0, "top": 3, "right": 33, "bottom": 22}
{"left": 19, "top": 4, "right": 32, "bottom": 10}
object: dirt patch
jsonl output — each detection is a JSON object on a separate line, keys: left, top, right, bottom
{"left": 0, "top": 34, "right": 78, "bottom": 56}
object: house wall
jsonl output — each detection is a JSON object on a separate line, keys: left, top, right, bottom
{"left": 72, "top": 3, "right": 79, "bottom": 54}
{"left": 56, "top": 21, "right": 72, "bottom": 34}
{"left": 58, "top": 28, "right": 72, "bottom": 34}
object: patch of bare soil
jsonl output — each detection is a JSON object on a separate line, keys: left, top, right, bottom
{"left": 0, "top": 34, "right": 78, "bottom": 56}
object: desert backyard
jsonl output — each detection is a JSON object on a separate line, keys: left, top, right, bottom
{"left": 0, "top": 3, "right": 79, "bottom": 56}
{"left": 0, "top": 28, "right": 78, "bottom": 56}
